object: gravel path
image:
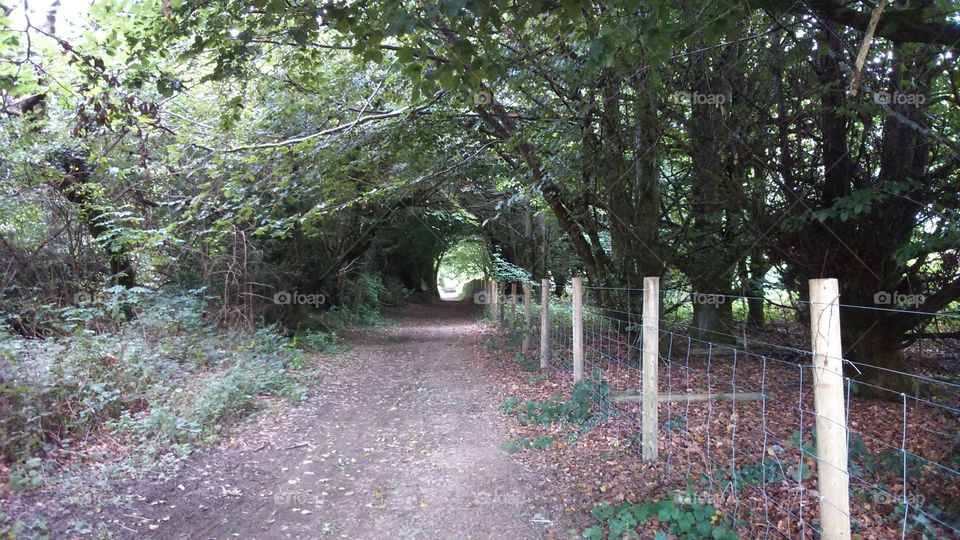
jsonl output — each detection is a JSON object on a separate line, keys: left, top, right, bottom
{"left": 99, "top": 301, "right": 569, "bottom": 539}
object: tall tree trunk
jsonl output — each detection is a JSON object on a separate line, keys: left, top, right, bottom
{"left": 691, "top": 301, "right": 736, "bottom": 344}
{"left": 679, "top": 52, "right": 743, "bottom": 343}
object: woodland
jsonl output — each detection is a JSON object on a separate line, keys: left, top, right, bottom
{"left": 0, "top": 0, "right": 958, "bottom": 538}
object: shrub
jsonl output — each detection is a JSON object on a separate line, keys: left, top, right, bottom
{"left": 0, "top": 290, "right": 303, "bottom": 473}
{"left": 582, "top": 493, "right": 739, "bottom": 540}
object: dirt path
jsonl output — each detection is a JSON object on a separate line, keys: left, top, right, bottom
{"left": 100, "top": 301, "right": 570, "bottom": 539}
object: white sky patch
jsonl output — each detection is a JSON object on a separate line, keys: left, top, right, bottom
{"left": 7, "top": 0, "right": 92, "bottom": 39}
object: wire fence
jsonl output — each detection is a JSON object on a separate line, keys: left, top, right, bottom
{"left": 482, "top": 277, "right": 960, "bottom": 539}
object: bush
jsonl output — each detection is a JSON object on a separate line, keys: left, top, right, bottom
{"left": 300, "top": 273, "right": 390, "bottom": 333}
{"left": 0, "top": 290, "right": 303, "bottom": 472}
{"left": 582, "top": 493, "right": 739, "bottom": 540}
{"left": 294, "top": 330, "right": 339, "bottom": 354}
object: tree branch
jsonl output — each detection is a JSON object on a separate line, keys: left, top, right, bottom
{"left": 220, "top": 92, "right": 445, "bottom": 153}
{"left": 806, "top": 0, "right": 960, "bottom": 46}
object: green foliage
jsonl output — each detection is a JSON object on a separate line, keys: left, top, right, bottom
{"left": 491, "top": 253, "right": 531, "bottom": 284}
{"left": 297, "top": 273, "right": 390, "bottom": 333}
{"left": 293, "top": 330, "right": 339, "bottom": 355}
{"left": 0, "top": 513, "right": 50, "bottom": 540}
{"left": 505, "top": 327, "right": 524, "bottom": 347}
{"left": 334, "top": 273, "right": 388, "bottom": 328}
{"left": 499, "top": 396, "right": 521, "bottom": 414}
{"left": 846, "top": 433, "right": 925, "bottom": 479}
{"left": 0, "top": 291, "right": 305, "bottom": 472}
{"left": 501, "top": 437, "right": 529, "bottom": 454}
{"left": 1, "top": 3, "right": 959, "bottom": 536}
{"left": 6, "top": 457, "right": 49, "bottom": 492}
{"left": 568, "top": 369, "right": 611, "bottom": 424}
{"left": 582, "top": 492, "right": 739, "bottom": 540}
{"left": 663, "top": 414, "right": 686, "bottom": 432}
{"left": 501, "top": 434, "right": 556, "bottom": 453}
{"left": 503, "top": 369, "right": 609, "bottom": 427}
{"left": 732, "top": 459, "right": 787, "bottom": 486}
{"left": 437, "top": 239, "right": 490, "bottom": 288}
{"left": 513, "top": 352, "right": 538, "bottom": 372}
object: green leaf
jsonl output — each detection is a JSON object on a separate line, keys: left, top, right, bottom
{"left": 590, "top": 502, "right": 614, "bottom": 521}
{"left": 440, "top": 0, "right": 467, "bottom": 17}
{"left": 581, "top": 525, "right": 602, "bottom": 540}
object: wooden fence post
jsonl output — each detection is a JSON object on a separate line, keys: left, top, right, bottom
{"left": 487, "top": 280, "right": 495, "bottom": 316}
{"left": 510, "top": 282, "right": 517, "bottom": 325}
{"left": 522, "top": 282, "right": 532, "bottom": 354}
{"left": 572, "top": 276, "right": 584, "bottom": 382}
{"left": 498, "top": 282, "right": 505, "bottom": 327}
{"left": 540, "top": 278, "right": 550, "bottom": 369}
{"left": 809, "top": 278, "right": 851, "bottom": 540}
{"left": 641, "top": 276, "right": 660, "bottom": 461}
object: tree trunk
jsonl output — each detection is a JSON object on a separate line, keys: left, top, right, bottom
{"left": 745, "top": 255, "right": 769, "bottom": 328}
{"left": 691, "top": 295, "right": 737, "bottom": 344}
{"left": 842, "top": 308, "right": 917, "bottom": 398}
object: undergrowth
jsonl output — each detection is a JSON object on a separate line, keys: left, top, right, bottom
{"left": 0, "top": 282, "right": 394, "bottom": 536}
{"left": 500, "top": 368, "right": 610, "bottom": 427}
{"left": 582, "top": 491, "right": 739, "bottom": 540}
{"left": 0, "top": 290, "right": 307, "bottom": 478}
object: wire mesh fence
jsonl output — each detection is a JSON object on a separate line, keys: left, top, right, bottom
{"left": 485, "top": 277, "right": 959, "bottom": 539}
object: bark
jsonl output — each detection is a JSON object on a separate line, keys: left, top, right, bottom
{"left": 678, "top": 53, "right": 744, "bottom": 343}
{"left": 745, "top": 256, "right": 769, "bottom": 329}
{"left": 804, "top": 0, "right": 960, "bottom": 46}
{"left": 841, "top": 307, "right": 918, "bottom": 397}
{"left": 691, "top": 301, "right": 737, "bottom": 344}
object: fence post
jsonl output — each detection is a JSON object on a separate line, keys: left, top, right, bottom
{"left": 522, "top": 282, "right": 532, "bottom": 354}
{"left": 510, "top": 282, "right": 517, "bottom": 325}
{"left": 572, "top": 276, "right": 584, "bottom": 382}
{"left": 498, "top": 282, "right": 505, "bottom": 327}
{"left": 540, "top": 278, "right": 550, "bottom": 369}
{"left": 488, "top": 280, "right": 496, "bottom": 317}
{"left": 641, "top": 276, "right": 660, "bottom": 461}
{"left": 809, "top": 279, "right": 851, "bottom": 540}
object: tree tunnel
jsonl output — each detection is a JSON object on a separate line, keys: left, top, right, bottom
{"left": 365, "top": 208, "right": 497, "bottom": 300}
{"left": 435, "top": 237, "right": 492, "bottom": 301}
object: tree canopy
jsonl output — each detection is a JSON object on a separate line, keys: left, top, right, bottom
{"left": 2, "top": 0, "right": 959, "bottom": 394}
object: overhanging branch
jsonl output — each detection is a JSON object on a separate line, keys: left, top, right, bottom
{"left": 219, "top": 92, "right": 446, "bottom": 153}
{"left": 806, "top": 0, "right": 960, "bottom": 46}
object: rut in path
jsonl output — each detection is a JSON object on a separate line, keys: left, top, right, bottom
{"left": 102, "top": 301, "right": 569, "bottom": 539}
